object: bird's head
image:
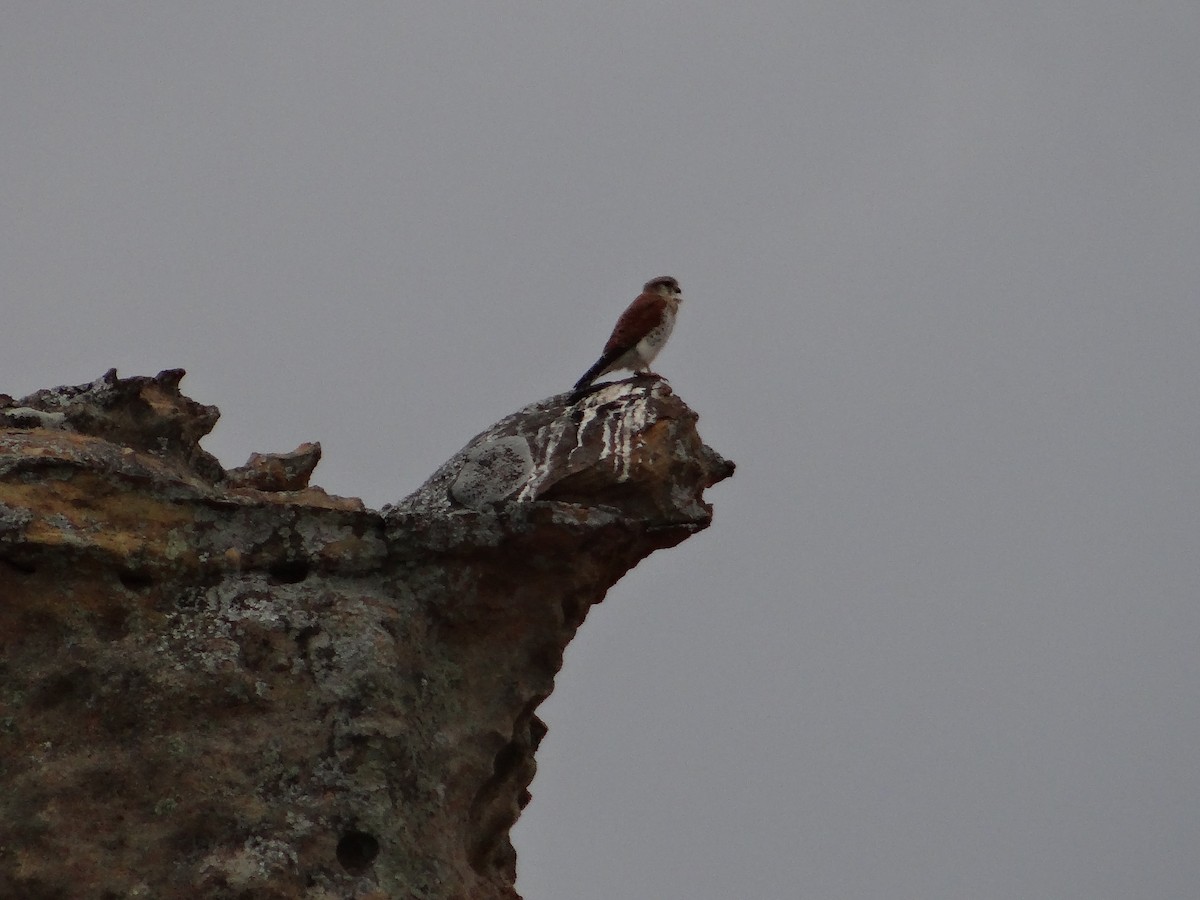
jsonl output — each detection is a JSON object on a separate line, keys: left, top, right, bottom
{"left": 644, "top": 275, "right": 682, "bottom": 301}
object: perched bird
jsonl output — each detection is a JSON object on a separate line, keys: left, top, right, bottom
{"left": 571, "top": 275, "right": 683, "bottom": 400}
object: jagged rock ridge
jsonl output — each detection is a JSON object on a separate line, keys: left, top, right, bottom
{"left": 0, "top": 370, "right": 733, "bottom": 899}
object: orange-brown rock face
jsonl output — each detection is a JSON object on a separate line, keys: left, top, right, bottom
{"left": 0, "top": 370, "right": 733, "bottom": 900}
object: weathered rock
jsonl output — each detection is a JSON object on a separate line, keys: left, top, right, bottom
{"left": 0, "top": 370, "right": 733, "bottom": 899}
{"left": 225, "top": 442, "right": 324, "bottom": 492}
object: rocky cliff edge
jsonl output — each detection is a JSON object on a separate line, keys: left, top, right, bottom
{"left": 0, "top": 369, "right": 733, "bottom": 899}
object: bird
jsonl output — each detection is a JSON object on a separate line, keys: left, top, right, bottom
{"left": 570, "top": 276, "right": 683, "bottom": 401}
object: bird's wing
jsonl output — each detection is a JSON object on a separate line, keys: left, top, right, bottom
{"left": 602, "top": 292, "right": 665, "bottom": 357}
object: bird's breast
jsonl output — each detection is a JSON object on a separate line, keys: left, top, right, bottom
{"left": 636, "top": 307, "right": 675, "bottom": 360}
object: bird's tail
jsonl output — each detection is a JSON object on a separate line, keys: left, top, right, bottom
{"left": 572, "top": 361, "right": 605, "bottom": 394}
{"left": 570, "top": 356, "right": 613, "bottom": 402}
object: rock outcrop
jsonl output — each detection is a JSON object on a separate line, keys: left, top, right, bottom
{"left": 0, "top": 369, "right": 733, "bottom": 899}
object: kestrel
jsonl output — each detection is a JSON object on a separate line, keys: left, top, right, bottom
{"left": 571, "top": 276, "right": 683, "bottom": 400}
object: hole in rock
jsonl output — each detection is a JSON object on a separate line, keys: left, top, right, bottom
{"left": 268, "top": 559, "right": 310, "bottom": 584}
{"left": 119, "top": 569, "right": 155, "bottom": 591}
{"left": 1, "top": 556, "right": 36, "bottom": 575}
{"left": 336, "top": 830, "right": 380, "bottom": 875}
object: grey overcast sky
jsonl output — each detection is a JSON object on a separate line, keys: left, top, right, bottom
{"left": 4, "top": 3, "right": 1199, "bottom": 898}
